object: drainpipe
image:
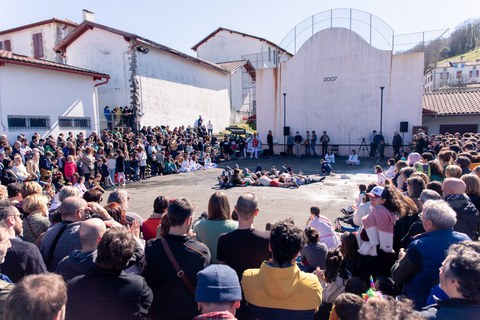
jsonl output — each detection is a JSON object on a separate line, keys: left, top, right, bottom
{"left": 94, "top": 76, "right": 110, "bottom": 133}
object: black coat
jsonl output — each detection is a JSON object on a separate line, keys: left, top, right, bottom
{"left": 67, "top": 266, "right": 153, "bottom": 320}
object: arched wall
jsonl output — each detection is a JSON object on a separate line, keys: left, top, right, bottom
{"left": 257, "top": 28, "right": 423, "bottom": 155}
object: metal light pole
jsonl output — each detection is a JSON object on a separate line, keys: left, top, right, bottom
{"left": 283, "top": 93, "right": 287, "bottom": 154}
{"left": 380, "top": 86, "right": 385, "bottom": 133}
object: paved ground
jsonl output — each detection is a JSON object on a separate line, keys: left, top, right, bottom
{"left": 108, "top": 155, "right": 383, "bottom": 229}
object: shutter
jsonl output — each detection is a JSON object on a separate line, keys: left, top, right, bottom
{"left": 33, "top": 33, "right": 44, "bottom": 58}
{"left": 3, "top": 40, "right": 11, "bottom": 51}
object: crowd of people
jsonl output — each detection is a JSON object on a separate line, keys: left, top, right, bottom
{"left": 0, "top": 129, "right": 478, "bottom": 319}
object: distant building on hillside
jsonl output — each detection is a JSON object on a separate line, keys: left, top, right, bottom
{"left": 424, "top": 57, "right": 480, "bottom": 93}
{"left": 0, "top": 18, "right": 78, "bottom": 63}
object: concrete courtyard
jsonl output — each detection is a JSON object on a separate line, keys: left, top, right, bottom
{"left": 114, "top": 155, "right": 381, "bottom": 229}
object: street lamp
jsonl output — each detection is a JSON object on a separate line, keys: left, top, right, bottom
{"left": 380, "top": 86, "right": 385, "bottom": 133}
{"left": 283, "top": 93, "right": 287, "bottom": 154}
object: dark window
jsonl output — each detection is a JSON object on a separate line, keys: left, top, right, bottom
{"left": 440, "top": 124, "right": 478, "bottom": 135}
{"left": 33, "top": 33, "right": 44, "bottom": 58}
{"left": 3, "top": 40, "right": 11, "bottom": 51}
{"left": 7, "top": 115, "right": 49, "bottom": 130}
{"left": 58, "top": 117, "right": 91, "bottom": 129}
{"left": 0, "top": 42, "right": 2, "bottom": 50}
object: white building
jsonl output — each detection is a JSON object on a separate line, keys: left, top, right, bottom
{"left": 53, "top": 20, "right": 231, "bottom": 132}
{"left": 256, "top": 21, "right": 424, "bottom": 156}
{"left": 424, "top": 58, "right": 480, "bottom": 93}
{"left": 193, "top": 27, "right": 292, "bottom": 121}
{"left": 0, "top": 50, "right": 109, "bottom": 141}
{"left": 0, "top": 18, "right": 77, "bottom": 63}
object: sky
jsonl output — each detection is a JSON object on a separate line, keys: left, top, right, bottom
{"left": 2, "top": 0, "right": 480, "bottom": 55}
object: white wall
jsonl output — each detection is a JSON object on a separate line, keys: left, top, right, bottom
{"left": 423, "top": 115, "right": 480, "bottom": 134}
{"left": 256, "top": 28, "right": 423, "bottom": 156}
{"left": 65, "top": 28, "right": 130, "bottom": 111}
{"left": 65, "top": 27, "right": 231, "bottom": 130}
{"left": 0, "top": 22, "right": 75, "bottom": 62}
{"left": 196, "top": 30, "right": 278, "bottom": 65}
{"left": 0, "top": 63, "right": 98, "bottom": 141}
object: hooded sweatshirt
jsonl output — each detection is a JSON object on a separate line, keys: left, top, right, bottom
{"left": 56, "top": 250, "right": 96, "bottom": 281}
{"left": 242, "top": 262, "right": 322, "bottom": 320}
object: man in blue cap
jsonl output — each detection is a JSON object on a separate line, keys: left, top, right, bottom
{"left": 194, "top": 264, "right": 242, "bottom": 320}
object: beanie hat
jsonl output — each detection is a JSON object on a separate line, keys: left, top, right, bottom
{"left": 195, "top": 264, "right": 242, "bottom": 303}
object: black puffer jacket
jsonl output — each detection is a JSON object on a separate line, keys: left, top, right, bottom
{"left": 445, "top": 194, "right": 480, "bottom": 240}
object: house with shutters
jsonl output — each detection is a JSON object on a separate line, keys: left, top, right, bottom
{"left": 0, "top": 18, "right": 77, "bottom": 63}
{"left": 0, "top": 50, "right": 109, "bottom": 141}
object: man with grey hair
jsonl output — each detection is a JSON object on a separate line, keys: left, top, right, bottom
{"left": 0, "top": 205, "right": 46, "bottom": 282}
{"left": 40, "top": 197, "right": 111, "bottom": 271}
{"left": 107, "top": 189, "right": 143, "bottom": 223}
{"left": 217, "top": 193, "right": 270, "bottom": 319}
{"left": 442, "top": 177, "right": 480, "bottom": 240}
{"left": 392, "top": 200, "right": 470, "bottom": 310}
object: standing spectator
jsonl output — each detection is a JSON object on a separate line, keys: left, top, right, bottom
{"left": 66, "top": 228, "right": 153, "bottom": 320}
{"left": 137, "top": 146, "right": 147, "bottom": 180}
{"left": 142, "top": 196, "right": 169, "bottom": 241}
{"left": 142, "top": 198, "right": 210, "bottom": 320}
{"left": 56, "top": 218, "right": 106, "bottom": 282}
{"left": 305, "top": 131, "right": 311, "bottom": 156}
{"left": 392, "top": 131, "right": 403, "bottom": 159}
{"left": 194, "top": 191, "right": 238, "bottom": 263}
{"left": 80, "top": 147, "right": 95, "bottom": 181}
{"left": 207, "top": 120, "right": 213, "bottom": 136}
{"left": 369, "top": 130, "right": 377, "bottom": 158}
{"left": 391, "top": 200, "right": 470, "bottom": 310}
{"left": 294, "top": 131, "right": 303, "bottom": 157}
{"left": 242, "top": 221, "right": 322, "bottom": 319}
{"left": 311, "top": 130, "right": 318, "bottom": 156}
{"left": 442, "top": 178, "right": 480, "bottom": 240}
{"left": 103, "top": 106, "right": 112, "bottom": 130}
{"left": 115, "top": 150, "right": 126, "bottom": 186}
{"left": 286, "top": 131, "right": 294, "bottom": 156}
{"left": 0, "top": 205, "right": 46, "bottom": 283}
{"left": 320, "top": 131, "right": 330, "bottom": 157}
{"left": 194, "top": 265, "right": 242, "bottom": 320}
{"left": 266, "top": 130, "right": 274, "bottom": 156}
{"left": 0, "top": 221, "right": 13, "bottom": 319}
{"left": 251, "top": 133, "right": 260, "bottom": 159}
{"left": 4, "top": 273, "right": 66, "bottom": 320}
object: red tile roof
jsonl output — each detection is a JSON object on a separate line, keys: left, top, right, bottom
{"left": 0, "top": 18, "right": 78, "bottom": 36}
{"left": 423, "top": 91, "right": 480, "bottom": 116}
{"left": 0, "top": 50, "right": 109, "bottom": 80}
{"left": 53, "top": 21, "right": 229, "bottom": 74}
{"left": 191, "top": 27, "right": 292, "bottom": 56}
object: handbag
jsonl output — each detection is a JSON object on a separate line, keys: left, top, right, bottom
{"left": 160, "top": 238, "right": 195, "bottom": 295}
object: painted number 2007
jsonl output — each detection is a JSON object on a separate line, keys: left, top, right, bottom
{"left": 323, "top": 77, "right": 337, "bottom": 82}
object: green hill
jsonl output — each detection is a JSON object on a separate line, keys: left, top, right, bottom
{"left": 437, "top": 46, "right": 480, "bottom": 64}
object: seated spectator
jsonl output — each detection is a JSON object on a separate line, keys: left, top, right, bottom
{"left": 442, "top": 178, "right": 480, "bottom": 240}
{"left": 21, "top": 193, "right": 50, "bottom": 244}
{"left": 66, "top": 227, "right": 153, "bottom": 320}
{"left": 300, "top": 227, "right": 328, "bottom": 272}
{"left": 56, "top": 218, "right": 106, "bottom": 281}
{"left": 242, "top": 220, "right": 322, "bottom": 319}
{"left": 142, "top": 195, "right": 169, "bottom": 241}
{"left": 391, "top": 200, "right": 470, "bottom": 310}
{"left": 194, "top": 264, "right": 242, "bottom": 320}
{"left": 359, "top": 297, "right": 423, "bottom": 319}
{"left": 307, "top": 206, "right": 340, "bottom": 249}
{"left": 345, "top": 150, "right": 360, "bottom": 165}
{"left": 334, "top": 293, "right": 365, "bottom": 320}
{"left": 194, "top": 191, "right": 238, "bottom": 263}
{"left": 4, "top": 273, "right": 66, "bottom": 320}
{"left": 421, "top": 241, "right": 480, "bottom": 319}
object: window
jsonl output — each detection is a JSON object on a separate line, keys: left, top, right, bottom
{"left": 7, "top": 115, "right": 49, "bottom": 130}
{"left": 268, "top": 47, "right": 271, "bottom": 62}
{"left": 58, "top": 117, "right": 91, "bottom": 129}
{"left": 33, "top": 33, "right": 44, "bottom": 58}
{"left": 454, "top": 64, "right": 458, "bottom": 68}
{"left": 461, "top": 63, "right": 465, "bottom": 68}
{"left": 3, "top": 40, "right": 11, "bottom": 51}
{"left": 456, "top": 71, "right": 462, "bottom": 79}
